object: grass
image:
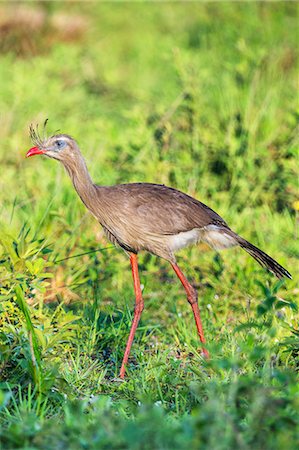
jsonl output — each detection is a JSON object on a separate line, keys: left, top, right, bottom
{"left": 0, "top": 2, "right": 298, "bottom": 449}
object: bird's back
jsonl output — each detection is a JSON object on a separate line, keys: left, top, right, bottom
{"left": 90, "top": 183, "right": 229, "bottom": 260}
{"left": 96, "top": 183, "right": 227, "bottom": 232}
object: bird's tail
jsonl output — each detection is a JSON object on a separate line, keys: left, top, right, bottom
{"left": 202, "top": 225, "right": 292, "bottom": 280}
{"left": 235, "top": 235, "right": 292, "bottom": 280}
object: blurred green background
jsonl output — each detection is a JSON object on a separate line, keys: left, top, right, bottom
{"left": 0, "top": 2, "right": 298, "bottom": 449}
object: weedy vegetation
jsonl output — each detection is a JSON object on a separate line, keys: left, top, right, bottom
{"left": 0, "top": 2, "right": 298, "bottom": 449}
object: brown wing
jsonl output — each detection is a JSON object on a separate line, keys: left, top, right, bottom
{"left": 96, "top": 183, "right": 229, "bottom": 236}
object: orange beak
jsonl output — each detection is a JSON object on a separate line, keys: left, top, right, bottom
{"left": 26, "top": 146, "right": 46, "bottom": 157}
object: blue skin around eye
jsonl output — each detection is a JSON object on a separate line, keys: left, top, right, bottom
{"left": 56, "top": 140, "right": 66, "bottom": 149}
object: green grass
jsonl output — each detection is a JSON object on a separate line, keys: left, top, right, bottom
{"left": 0, "top": 2, "right": 298, "bottom": 449}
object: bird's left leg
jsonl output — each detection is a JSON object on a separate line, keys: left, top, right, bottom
{"left": 171, "top": 263, "right": 209, "bottom": 358}
{"left": 119, "top": 253, "right": 144, "bottom": 379}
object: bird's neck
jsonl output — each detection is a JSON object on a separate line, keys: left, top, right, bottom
{"left": 62, "top": 154, "right": 97, "bottom": 211}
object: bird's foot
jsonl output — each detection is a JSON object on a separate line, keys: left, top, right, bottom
{"left": 201, "top": 347, "right": 210, "bottom": 359}
{"left": 111, "top": 377, "right": 125, "bottom": 383}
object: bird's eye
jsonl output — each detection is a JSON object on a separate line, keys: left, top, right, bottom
{"left": 55, "top": 139, "right": 66, "bottom": 150}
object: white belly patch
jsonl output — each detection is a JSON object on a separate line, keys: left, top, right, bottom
{"left": 168, "top": 225, "right": 237, "bottom": 252}
{"left": 169, "top": 229, "right": 201, "bottom": 252}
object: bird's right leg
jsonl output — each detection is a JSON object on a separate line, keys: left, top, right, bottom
{"left": 119, "top": 253, "right": 144, "bottom": 379}
{"left": 171, "top": 263, "right": 209, "bottom": 358}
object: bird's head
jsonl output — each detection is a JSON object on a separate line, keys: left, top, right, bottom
{"left": 26, "top": 123, "right": 79, "bottom": 162}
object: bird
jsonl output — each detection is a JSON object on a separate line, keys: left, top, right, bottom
{"left": 26, "top": 125, "right": 292, "bottom": 379}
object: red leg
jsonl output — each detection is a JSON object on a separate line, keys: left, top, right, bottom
{"left": 171, "top": 263, "right": 209, "bottom": 358}
{"left": 119, "top": 253, "right": 144, "bottom": 379}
